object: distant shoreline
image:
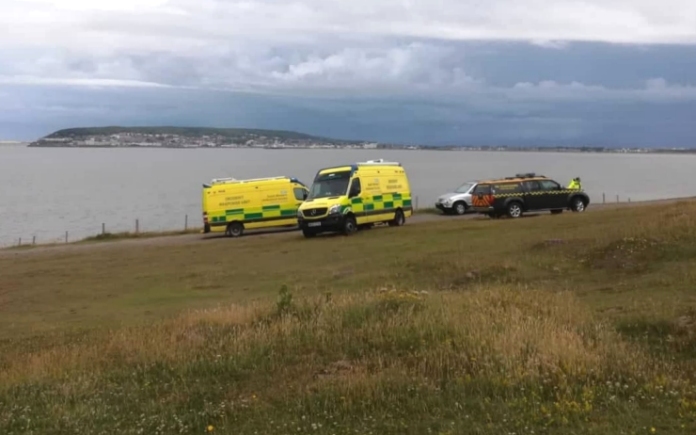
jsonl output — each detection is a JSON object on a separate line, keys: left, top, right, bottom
{"left": 25, "top": 126, "right": 696, "bottom": 155}
{"left": 20, "top": 144, "right": 696, "bottom": 155}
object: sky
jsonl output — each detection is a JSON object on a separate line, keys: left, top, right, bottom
{"left": 1, "top": 0, "right": 695, "bottom": 146}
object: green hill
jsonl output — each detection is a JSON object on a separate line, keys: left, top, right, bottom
{"left": 29, "top": 126, "right": 368, "bottom": 148}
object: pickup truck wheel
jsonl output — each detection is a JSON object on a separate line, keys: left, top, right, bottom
{"left": 226, "top": 222, "right": 244, "bottom": 237}
{"left": 506, "top": 202, "right": 523, "bottom": 219}
{"left": 571, "top": 197, "right": 586, "bottom": 213}
{"left": 454, "top": 201, "right": 467, "bottom": 215}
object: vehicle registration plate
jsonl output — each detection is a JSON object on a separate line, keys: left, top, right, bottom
{"left": 307, "top": 222, "right": 321, "bottom": 227}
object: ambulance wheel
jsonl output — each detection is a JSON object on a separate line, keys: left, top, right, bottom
{"left": 389, "top": 209, "right": 405, "bottom": 227}
{"left": 226, "top": 222, "right": 244, "bottom": 238}
{"left": 302, "top": 229, "right": 317, "bottom": 238}
{"left": 342, "top": 216, "right": 358, "bottom": 235}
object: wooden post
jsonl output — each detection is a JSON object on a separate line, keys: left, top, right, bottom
{"left": 102, "top": 223, "right": 105, "bottom": 235}
{"left": 415, "top": 196, "right": 419, "bottom": 210}
{"left": 32, "top": 236, "right": 36, "bottom": 245}
{"left": 616, "top": 195, "right": 619, "bottom": 203}
{"left": 628, "top": 198, "right": 631, "bottom": 203}
{"left": 65, "top": 231, "right": 68, "bottom": 243}
{"left": 185, "top": 215, "right": 188, "bottom": 231}
{"left": 18, "top": 237, "right": 21, "bottom": 246}
{"left": 136, "top": 219, "right": 139, "bottom": 234}
{"left": 602, "top": 193, "right": 606, "bottom": 204}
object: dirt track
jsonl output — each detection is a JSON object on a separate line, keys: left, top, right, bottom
{"left": 2, "top": 196, "right": 694, "bottom": 259}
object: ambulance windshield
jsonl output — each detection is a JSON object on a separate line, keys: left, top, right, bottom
{"left": 308, "top": 171, "right": 351, "bottom": 199}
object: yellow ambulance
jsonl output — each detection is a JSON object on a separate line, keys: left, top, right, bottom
{"left": 202, "top": 176, "right": 309, "bottom": 237}
{"left": 297, "top": 159, "right": 413, "bottom": 237}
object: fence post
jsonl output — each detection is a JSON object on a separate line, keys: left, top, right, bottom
{"left": 32, "top": 236, "right": 36, "bottom": 245}
{"left": 136, "top": 219, "right": 139, "bottom": 234}
{"left": 415, "top": 196, "right": 419, "bottom": 210}
{"left": 602, "top": 193, "right": 606, "bottom": 204}
{"left": 102, "top": 223, "right": 105, "bottom": 235}
{"left": 628, "top": 198, "right": 631, "bottom": 203}
{"left": 18, "top": 237, "right": 21, "bottom": 246}
{"left": 65, "top": 231, "right": 68, "bottom": 243}
{"left": 185, "top": 215, "right": 188, "bottom": 231}
{"left": 616, "top": 195, "right": 619, "bottom": 203}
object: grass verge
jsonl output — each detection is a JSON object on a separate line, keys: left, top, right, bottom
{"left": 3, "top": 208, "right": 441, "bottom": 250}
{"left": 2, "top": 200, "right": 696, "bottom": 434}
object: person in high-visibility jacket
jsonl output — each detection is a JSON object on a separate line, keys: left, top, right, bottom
{"left": 567, "top": 177, "right": 582, "bottom": 190}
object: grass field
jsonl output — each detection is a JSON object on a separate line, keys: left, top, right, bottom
{"left": 2, "top": 201, "right": 696, "bottom": 434}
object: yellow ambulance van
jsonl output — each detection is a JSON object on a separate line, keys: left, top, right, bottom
{"left": 296, "top": 159, "right": 413, "bottom": 238}
{"left": 202, "top": 176, "right": 309, "bottom": 237}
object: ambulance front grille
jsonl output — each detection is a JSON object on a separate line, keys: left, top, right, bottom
{"left": 302, "top": 208, "right": 328, "bottom": 217}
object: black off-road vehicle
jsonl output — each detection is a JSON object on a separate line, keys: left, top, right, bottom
{"left": 470, "top": 173, "right": 590, "bottom": 218}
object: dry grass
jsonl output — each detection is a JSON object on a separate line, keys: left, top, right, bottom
{"left": 3, "top": 200, "right": 696, "bottom": 433}
{"left": 1, "top": 287, "right": 695, "bottom": 434}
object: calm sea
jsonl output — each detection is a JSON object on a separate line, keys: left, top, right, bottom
{"left": 1, "top": 146, "right": 695, "bottom": 247}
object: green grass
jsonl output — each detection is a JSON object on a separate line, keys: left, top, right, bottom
{"left": 3, "top": 208, "right": 438, "bottom": 250}
{"left": 80, "top": 229, "right": 202, "bottom": 242}
{"left": 2, "top": 201, "right": 696, "bottom": 434}
{"left": 4, "top": 229, "right": 203, "bottom": 250}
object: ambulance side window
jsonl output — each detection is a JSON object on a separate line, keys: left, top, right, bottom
{"left": 293, "top": 187, "right": 307, "bottom": 201}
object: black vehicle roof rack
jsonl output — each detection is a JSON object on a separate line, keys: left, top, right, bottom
{"left": 505, "top": 173, "right": 545, "bottom": 179}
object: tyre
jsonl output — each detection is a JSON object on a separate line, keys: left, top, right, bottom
{"left": 453, "top": 201, "right": 467, "bottom": 215}
{"left": 388, "top": 209, "right": 406, "bottom": 227}
{"left": 342, "top": 215, "right": 358, "bottom": 235}
{"left": 570, "top": 197, "right": 586, "bottom": 213}
{"left": 226, "top": 222, "right": 244, "bottom": 237}
{"left": 302, "top": 229, "right": 317, "bottom": 238}
{"left": 506, "top": 202, "right": 523, "bottom": 219}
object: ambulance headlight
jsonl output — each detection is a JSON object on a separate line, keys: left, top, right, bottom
{"left": 328, "top": 205, "right": 341, "bottom": 215}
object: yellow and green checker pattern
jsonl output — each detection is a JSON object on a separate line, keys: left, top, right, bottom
{"left": 209, "top": 204, "right": 299, "bottom": 226}
{"left": 348, "top": 192, "right": 413, "bottom": 216}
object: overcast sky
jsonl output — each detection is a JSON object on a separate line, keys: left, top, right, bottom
{"left": 1, "top": 0, "right": 695, "bottom": 146}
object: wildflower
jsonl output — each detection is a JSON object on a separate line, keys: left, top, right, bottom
{"left": 650, "top": 427, "right": 656, "bottom": 433}
{"left": 207, "top": 425, "right": 215, "bottom": 432}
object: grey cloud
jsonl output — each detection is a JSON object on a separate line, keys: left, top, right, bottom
{"left": 2, "top": 83, "right": 695, "bottom": 148}
{"left": 2, "top": 0, "right": 696, "bottom": 146}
